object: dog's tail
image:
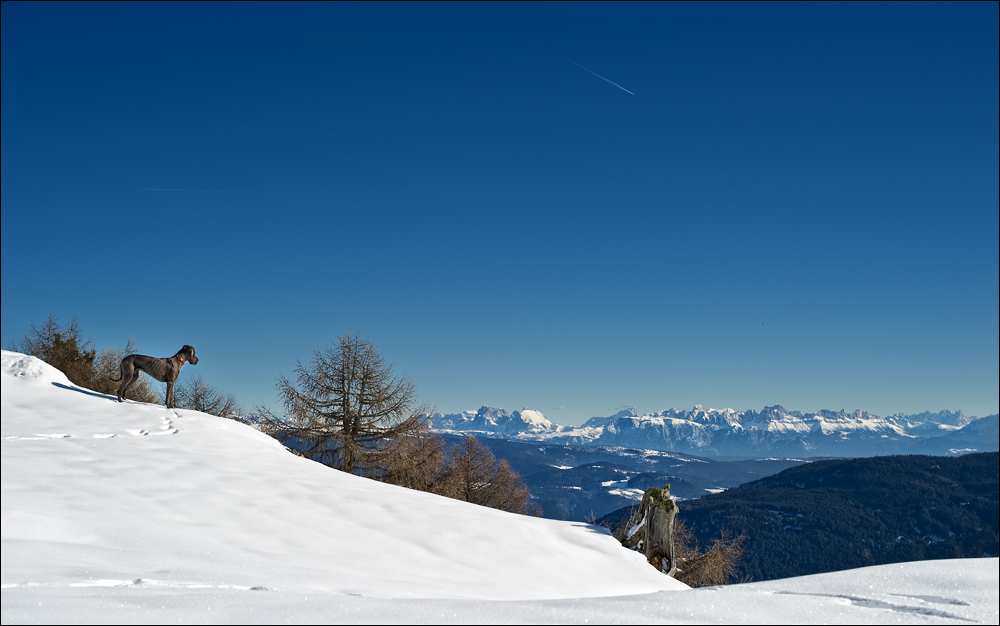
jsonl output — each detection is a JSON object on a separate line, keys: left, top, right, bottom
{"left": 109, "top": 366, "right": 123, "bottom": 382}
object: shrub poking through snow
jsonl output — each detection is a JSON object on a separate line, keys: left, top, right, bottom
{"left": 616, "top": 484, "right": 745, "bottom": 586}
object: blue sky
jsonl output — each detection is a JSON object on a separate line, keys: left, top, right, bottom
{"left": 2, "top": 2, "right": 997, "bottom": 424}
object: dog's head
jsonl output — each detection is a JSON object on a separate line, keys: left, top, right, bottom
{"left": 178, "top": 345, "right": 199, "bottom": 365}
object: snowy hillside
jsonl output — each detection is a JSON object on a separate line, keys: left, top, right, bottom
{"left": 3, "top": 351, "right": 997, "bottom": 624}
{"left": 431, "top": 404, "right": 998, "bottom": 458}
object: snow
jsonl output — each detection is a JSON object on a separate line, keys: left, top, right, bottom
{"left": 3, "top": 351, "right": 998, "bottom": 624}
{"left": 607, "top": 488, "right": 646, "bottom": 501}
{"left": 518, "top": 408, "right": 554, "bottom": 428}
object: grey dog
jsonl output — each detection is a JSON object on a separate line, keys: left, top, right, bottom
{"left": 111, "top": 345, "right": 199, "bottom": 408}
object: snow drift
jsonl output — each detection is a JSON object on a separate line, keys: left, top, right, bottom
{"left": 2, "top": 351, "right": 996, "bottom": 624}
{"left": 0, "top": 351, "right": 677, "bottom": 600}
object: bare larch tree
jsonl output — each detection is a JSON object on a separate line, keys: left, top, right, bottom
{"left": 172, "top": 374, "right": 242, "bottom": 417}
{"left": 442, "top": 436, "right": 537, "bottom": 515}
{"left": 259, "top": 332, "right": 428, "bottom": 476}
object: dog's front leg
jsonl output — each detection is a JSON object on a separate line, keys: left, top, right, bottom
{"left": 165, "top": 381, "right": 174, "bottom": 408}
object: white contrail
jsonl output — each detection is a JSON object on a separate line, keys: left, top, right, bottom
{"left": 545, "top": 46, "right": 634, "bottom": 95}
{"left": 140, "top": 188, "right": 239, "bottom": 193}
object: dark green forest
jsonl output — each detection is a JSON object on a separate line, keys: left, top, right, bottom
{"left": 598, "top": 452, "right": 999, "bottom": 581}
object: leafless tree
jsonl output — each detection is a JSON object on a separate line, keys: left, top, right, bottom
{"left": 379, "top": 425, "right": 450, "bottom": 492}
{"left": 172, "top": 374, "right": 242, "bottom": 417}
{"left": 254, "top": 334, "right": 539, "bottom": 515}
{"left": 440, "top": 436, "right": 538, "bottom": 515}
{"left": 257, "top": 332, "right": 429, "bottom": 476}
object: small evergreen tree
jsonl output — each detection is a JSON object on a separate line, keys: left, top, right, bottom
{"left": 13, "top": 313, "right": 95, "bottom": 387}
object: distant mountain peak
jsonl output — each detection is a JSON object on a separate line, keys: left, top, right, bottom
{"left": 429, "top": 404, "right": 995, "bottom": 458}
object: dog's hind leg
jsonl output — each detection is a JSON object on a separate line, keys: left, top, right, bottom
{"left": 116, "top": 362, "right": 134, "bottom": 403}
{"left": 120, "top": 370, "right": 141, "bottom": 402}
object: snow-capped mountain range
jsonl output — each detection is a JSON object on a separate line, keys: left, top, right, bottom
{"left": 429, "top": 405, "right": 998, "bottom": 458}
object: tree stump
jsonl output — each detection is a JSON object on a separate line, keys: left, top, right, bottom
{"left": 621, "top": 484, "right": 679, "bottom": 576}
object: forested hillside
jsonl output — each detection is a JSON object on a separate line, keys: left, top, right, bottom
{"left": 598, "top": 453, "right": 999, "bottom": 581}
{"left": 443, "top": 434, "right": 807, "bottom": 521}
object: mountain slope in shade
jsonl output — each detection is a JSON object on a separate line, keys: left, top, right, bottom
{"left": 598, "top": 452, "right": 999, "bottom": 582}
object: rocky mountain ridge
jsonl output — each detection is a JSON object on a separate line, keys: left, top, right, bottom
{"left": 428, "top": 405, "right": 997, "bottom": 458}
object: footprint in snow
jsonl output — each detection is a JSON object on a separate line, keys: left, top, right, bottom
{"left": 66, "top": 578, "right": 269, "bottom": 591}
{"left": 151, "top": 415, "right": 179, "bottom": 435}
{"left": 4, "top": 429, "right": 174, "bottom": 440}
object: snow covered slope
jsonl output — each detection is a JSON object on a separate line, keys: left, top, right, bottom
{"left": 3, "top": 351, "right": 997, "bottom": 623}
{"left": 0, "top": 351, "right": 678, "bottom": 601}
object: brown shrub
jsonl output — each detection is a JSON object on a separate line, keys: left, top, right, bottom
{"left": 437, "top": 436, "right": 539, "bottom": 516}
{"left": 672, "top": 521, "right": 746, "bottom": 587}
{"left": 612, "top": 508, "right": 745, "bottom": 587}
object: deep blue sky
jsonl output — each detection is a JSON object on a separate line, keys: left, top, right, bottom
{"left": 3, "top": 2, "right": 997, "bottom": 424}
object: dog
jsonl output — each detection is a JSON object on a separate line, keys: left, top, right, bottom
{"left": 110, "top": 345, "right": 199, "bottom": 408}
